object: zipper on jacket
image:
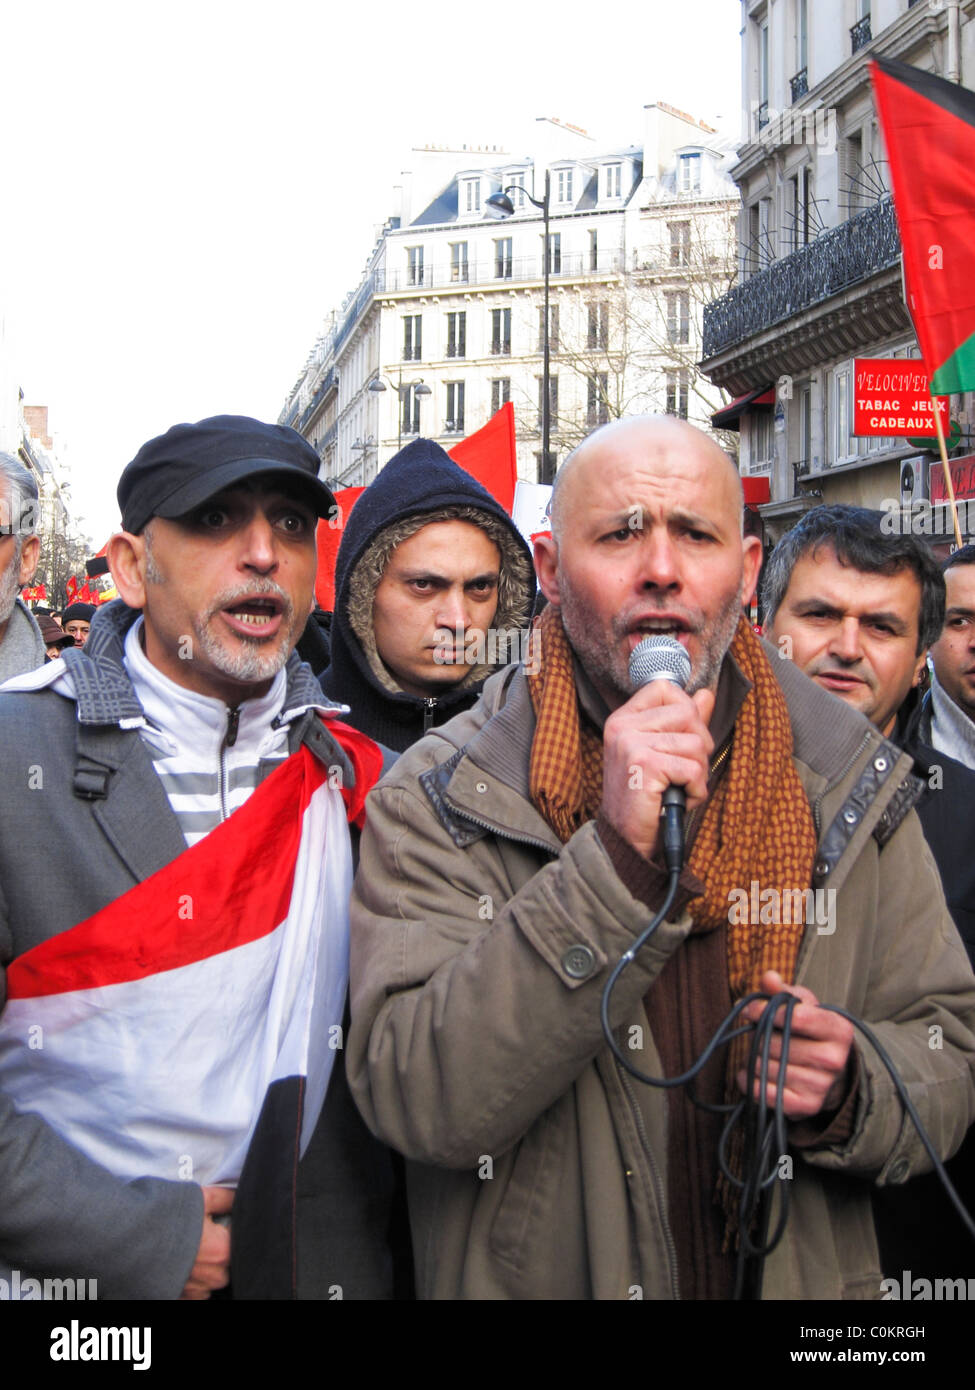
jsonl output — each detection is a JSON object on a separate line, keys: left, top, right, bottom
{"left": 618, "top": 1066, "right": 681, "bottom": 1299}
{"left": 442, "top": 802, "right": 559, "bottom": 858}
{"left": 220, "top": 706, "right": 241, "bottom": 821}
{"left": 423, "top": 698, "right": 439, "bottom": 732}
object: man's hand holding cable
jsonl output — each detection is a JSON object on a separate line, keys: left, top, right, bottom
{"left": 739, "top": 970, "right": 856, "bottom": 1119}
{"left": 601, "top": 680, "right": 715, "bottom": 860}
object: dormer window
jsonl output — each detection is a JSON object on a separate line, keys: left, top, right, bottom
{"left": 556, "top": 169, "right": 574, "bottom": 203}
{"left": 507, "top": 173, "right": 526, "bottom": 208}
{"left": 604, "top": 163, "right": 622, "bottom": 199}
{"left": 462, "top": 178, "right": 481, "bottom": 214}
{"left": 678, "top": 153, "right": 702, "bottom": 192}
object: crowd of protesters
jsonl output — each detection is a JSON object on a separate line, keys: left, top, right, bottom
{"left": 1, "top": 416, "right": 973, "bottom": 1301}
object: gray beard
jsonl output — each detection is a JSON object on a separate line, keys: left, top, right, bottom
{"left": 0, "top": 548, "right": 22, "bottom": 631}
{"left": 192, "top": 613, "right": 294, "bottom": 686}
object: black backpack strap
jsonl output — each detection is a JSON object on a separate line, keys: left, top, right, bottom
{"left": 73, "top": 720, "right": 127, "bottom": 801}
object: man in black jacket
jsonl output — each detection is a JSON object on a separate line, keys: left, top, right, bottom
{"left": 319, "top": 438, "right": 536, "bottom": 753}
{"left": 762, "top": 504, "right": 974, "bottom": 1279}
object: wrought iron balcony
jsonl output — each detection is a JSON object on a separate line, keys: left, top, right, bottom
{"left": 790, "top": 67, "right": 808, "bottom": 102}
{"left": 851, "top": 15, "right": 872, "bottom": 53}
{"left": 315, "top": 423, "right": 337, "bottom": 457}
{"left": 294, "top": 366, "right": 338, "bottom": 436}
{"left": 702, "top": 199, "right": 900, "bottom": 359}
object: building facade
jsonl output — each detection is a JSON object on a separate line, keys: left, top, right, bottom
{"left": 702, "top": 0, "right": 975, "bottom": 546}
{"left": 0, "top": 321, "right": 85, "bottom": 607}
{"left": 280, "top": 105, "right": 740, "bottom": 488}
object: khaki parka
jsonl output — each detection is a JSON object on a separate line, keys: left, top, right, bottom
{"left": 348, "top": 653, "right": 975, "bottom": 1299}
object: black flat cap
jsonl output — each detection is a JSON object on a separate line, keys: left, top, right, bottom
{"left": 118, "top": 415, "right": 336, "bottom": 534}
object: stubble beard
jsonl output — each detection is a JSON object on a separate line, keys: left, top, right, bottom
{"left": 193, "top": 581, "right": 298, "bottom": 686}
{"left": 557, "top": 571, "right": 744, "bottom": 705}
{"left": 144, "top": 537, "right": 297, "bottom": 689}
{"left": 0, "top": 541, "right": 23, "bottom": 630}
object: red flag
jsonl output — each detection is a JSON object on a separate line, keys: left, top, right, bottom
{"left": 314, "top": 487, "right": 364, "bottom": 611}
{"left": 871, "top": 57, "right": 975, "bottom": 393}
{"left": 449, "top": 402, "right": 517, "bottom": 512}
{"left": 65, "top": 576, "right": 78, "bottom": 604}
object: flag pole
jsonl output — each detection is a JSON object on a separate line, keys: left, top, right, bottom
{"left": 930, "top": 389, "right": 964, "bottom": 548}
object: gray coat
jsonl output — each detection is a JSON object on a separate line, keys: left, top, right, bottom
{"left": 0, "top": 600, "right": 394, "bottom": 1299}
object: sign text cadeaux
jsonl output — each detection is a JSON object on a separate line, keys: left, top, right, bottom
{"left": 853, "top": 359, "right": 949, "bottom": 436}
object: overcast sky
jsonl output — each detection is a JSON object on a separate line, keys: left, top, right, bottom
{"left": 1, "top": 0, "right": 742, "bottom": 543}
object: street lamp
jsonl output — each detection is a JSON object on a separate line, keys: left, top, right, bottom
{"left": 369, "top": 372, "right": 432, "bottom": 451}
{"left": 486, "top": 169, "right": 554, "bottom": 484}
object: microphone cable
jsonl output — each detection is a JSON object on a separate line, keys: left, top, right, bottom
{"left": 599, "top": 868, "right": 975, "bottom": 1298}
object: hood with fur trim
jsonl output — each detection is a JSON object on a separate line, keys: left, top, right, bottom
{"left": 320, "top": 438, "right": 536, "bottom": 753}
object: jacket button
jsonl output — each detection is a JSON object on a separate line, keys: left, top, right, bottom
{"left": 475, "top": 781, "right": 488, "bottom": 793}
{"left": 843, "top": 809, "right": 857, "bottom": 825}
{"left": 815, "top": 860, "right": 830, "bottom": 877}
{"left": 874, "top": 756, "right": 888, "bottom": 772}
{"left": 888, "top": 1158, "right": 910, "bottom": 1184}
{"left": 562, "top": 945, "right": 595, "bottom": 979}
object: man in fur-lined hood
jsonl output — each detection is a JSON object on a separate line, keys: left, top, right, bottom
{"left": 320, "top": 438, "right": 535, "bottom": 753}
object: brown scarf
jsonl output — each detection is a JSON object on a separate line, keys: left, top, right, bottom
{"left": 527, "top": 605, "right": 818, "bottom": 1214}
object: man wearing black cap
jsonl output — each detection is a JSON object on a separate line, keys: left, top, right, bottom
{"left": 61, "top": 602, "right": 96, "bottom": 648}
{"left": 320, "top": 437, "right": 536, "bottom": 753}
{"left": 0, "top": 415, "right": 394, "bottom": 1301}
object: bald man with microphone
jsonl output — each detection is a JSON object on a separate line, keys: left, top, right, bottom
{"left": 347, "top": 416, "right": 975, "bottom": 1301}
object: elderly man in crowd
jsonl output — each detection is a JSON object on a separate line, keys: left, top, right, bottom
{"left": 0, "top": 452, "right": 44, "bottom": 681}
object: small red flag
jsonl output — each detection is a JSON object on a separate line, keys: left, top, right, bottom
{"left": 448, "top": 402, "right": 517, "bottom": 513}
{"left": 314, "top": 487, "right": 365, "bottom": 611}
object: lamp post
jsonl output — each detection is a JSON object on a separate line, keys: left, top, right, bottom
{"left": 486, "top": 168, "right": 554, "bottom": 484}
{"left": 369, "top": 371, "right": 432, "bottom": 451}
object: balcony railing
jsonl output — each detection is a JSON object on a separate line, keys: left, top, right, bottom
{"left": 315, "top": 422, "right": 337, "bottom": 456}
{"left": 851, "top": 15, "right": 872, "bottom": 53}
{"left": 377, "top": 250, "right": 625, "bottom": 294}
{"left": 790, "top": 67, "right": 808, "bottom": 102}
{"left": 294, "top": 366, "right": 338, "bottom": 436}
{"left": 702, "top": 199, "right": 900, "bottom": 359}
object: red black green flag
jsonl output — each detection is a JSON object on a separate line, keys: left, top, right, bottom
{"left": 871, "top": 57, "right": 975, "bottom": 394}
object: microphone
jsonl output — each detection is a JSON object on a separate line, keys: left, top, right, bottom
{"left": 628, "top": 636, "right": 692, "bottom": 874}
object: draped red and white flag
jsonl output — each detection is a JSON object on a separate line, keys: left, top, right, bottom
{"left": 0, "top": 725, "right": 379, "bottom": 1191}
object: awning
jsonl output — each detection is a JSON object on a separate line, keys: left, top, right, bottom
{"left": 711, "top": 386, "right": 775, "bottom": 431}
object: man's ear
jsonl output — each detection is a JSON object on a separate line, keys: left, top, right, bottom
{"left": 106, "top": 532, "right": 148, "bottom": 610}
{"left": 911, "top": 649, "right": 929, "bottom": 689}
{"left": 533, "top": 534, "right": 561, "bottom": 608}
{"left": 17, "top": 534, "right": 40, "bottom": 586}
{"left": 741, "top": 534, "right": 763, "bottom": 609}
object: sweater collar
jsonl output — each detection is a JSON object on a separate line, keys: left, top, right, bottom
{"left": 928, "top": 671, "right": 975, "bottom": 772}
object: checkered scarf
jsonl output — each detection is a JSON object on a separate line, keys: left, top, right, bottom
{"left": 527, "top": 603, "right": 817, "bottom": 989}
{"left": 527, "top": 604, "right": 818, "bottom": 1229}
